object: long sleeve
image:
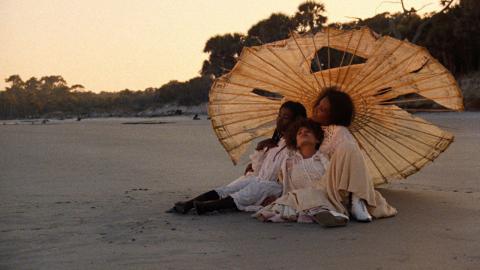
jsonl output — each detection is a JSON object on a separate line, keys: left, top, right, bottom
{"left": 248, "top": 149, "right": 267, "bottom": 176}
{"left": 320, "top": 125, "right": 358, "bottom": 158}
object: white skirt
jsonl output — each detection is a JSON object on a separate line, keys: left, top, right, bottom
{"left": 214, "top": 176, "right": 283, "bottom": 211}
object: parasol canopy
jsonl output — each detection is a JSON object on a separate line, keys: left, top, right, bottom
{"left": 208, "top": 27, "right": 464, "bottom": 185}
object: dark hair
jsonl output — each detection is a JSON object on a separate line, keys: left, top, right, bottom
{"left": 314, "top": 87, "right": 355, "bottom": 127}
{"left": 285, "top": 118, "right": 324, "bottom": 150}
{"left": 272, "top": 101, "right": 307, "bottom": 143}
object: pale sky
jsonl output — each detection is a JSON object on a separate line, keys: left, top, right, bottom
{"left": 0, "top": 0, "right": 443, "bottom": 92}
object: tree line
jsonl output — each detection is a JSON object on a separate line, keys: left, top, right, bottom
{"left": 1, "top": 0, "right": 478, "bottom": 119}
{"left": 201, "top": 0, "right": 479, "bottom": 78}
{"left": 0, "top": 75, "right": 211, "bottom": 119}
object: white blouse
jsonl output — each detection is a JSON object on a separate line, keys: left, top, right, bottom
{"left": 320, "top": 125, "right": 357, "bottom": 158}
{"left": 249, "top": 138, "right": 288, "bottom": 182}
{"left": 281, "top": 150, "right": 330, "bottom": 195}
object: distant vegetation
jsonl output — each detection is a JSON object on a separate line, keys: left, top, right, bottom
{"left": 0, "top": 75, "right": 211, "bottom": 119}
{"left": 1, "top": 0, "right": 478, "bottom": 119}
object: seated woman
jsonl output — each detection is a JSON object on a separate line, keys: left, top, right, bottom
{"left": 254, "top": 118, "right": 350, "bottom": 227}
{"left": 311, "top": 87, "right": 397, "bottom": 221}
{"left": 170, "top": 101, "right": 307, "bottom": 215}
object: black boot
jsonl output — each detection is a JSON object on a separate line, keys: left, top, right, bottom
{"left": 194, "top": 196, "right": 238, "bottom": 215}
{"left": 173, "top": 190, "right": 220, "bottom": 214}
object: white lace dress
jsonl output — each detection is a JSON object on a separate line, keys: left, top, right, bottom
{"left": 319, "top": 125, "right": 398, "bottom": 218}
{"left": 320, "top": 125, "right": 357, "bottom": 159}
{"left": 255, "top": 124, "right": 398, "bottom": 221}
{"left": 253, "top": 149, "right": 335, "bottom": 223}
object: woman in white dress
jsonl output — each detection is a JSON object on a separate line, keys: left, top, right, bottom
{"left": 254, "top": 118, "right": 350, "bottom": 227}
{"left": 256, "top": 88, "right": 397, "bottom": 226}
{"left": 170, "top": 101, "right": 307, "bottom": 215}
{"left": 311, "top": 87, "right": 397, "bottom": 221}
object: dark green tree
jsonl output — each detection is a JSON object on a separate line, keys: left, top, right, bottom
{"left": 246, "top": 13, "right": 295, "bottom": 46}
{"left": 201, "top": 33, "right": 245, "bottom": 78}
{"left": 293, "top": 1, "right": 327, "bottom": 33}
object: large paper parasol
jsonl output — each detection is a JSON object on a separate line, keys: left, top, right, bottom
{"left": 208, "top": 27, "right": 464, "bottom": 185}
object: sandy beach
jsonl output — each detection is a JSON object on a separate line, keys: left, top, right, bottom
{"left": 1, "top": 113, "right": 479, "bottom": 270}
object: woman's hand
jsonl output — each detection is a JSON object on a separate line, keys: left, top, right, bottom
{"left": 244, "top": 163, "right": 254, "bottom": 175}
{"left": 256, "top": 138, "right": 277, "bottom": 151}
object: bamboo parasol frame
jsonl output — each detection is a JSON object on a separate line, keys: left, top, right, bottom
{"left": 208, "top": 27, "right": 464, "bottom": 185}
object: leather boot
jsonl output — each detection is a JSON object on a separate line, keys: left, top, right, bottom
{"left": 173, "top": 190, "right": 220, "bottom": 214}
{"left": 194, "top": 196, "right": 238, "bottom": 215}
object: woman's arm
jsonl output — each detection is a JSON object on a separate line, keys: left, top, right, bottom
{"left": 320, "top": 125, "right": 357, "bottom": 158}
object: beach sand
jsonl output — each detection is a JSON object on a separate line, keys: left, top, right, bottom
{"left": 1, "top": 113, "right": 479, "bottom": 270}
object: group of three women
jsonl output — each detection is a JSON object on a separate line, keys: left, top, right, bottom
{"left": 170, "top": 88, "right": 397, "bottom": 227}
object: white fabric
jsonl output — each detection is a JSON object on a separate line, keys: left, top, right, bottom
{"left": 214, "top": 138, "right": 289, "bottom": 211}
{"left": 230, "top": 180, "right": 282, "bottom": 211}
{"left": 214, "top": 175, "right": 258, "bottom": 199}
{"left": 247, "top": 148, "right": 267, "bottom": 176}
{"left": 254, "top": 149, "right": 332, "bottom": 222}
{"left": 281, "top": 150, "right": 330, "bottom": 195}
{"left": 256, "top": 139, "right": 288, "bottom": 181}
{"left": 320, "top": 125, "right": 357, "bottom": 159}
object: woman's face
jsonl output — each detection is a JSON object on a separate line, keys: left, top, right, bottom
{"left": 276, "top": 107, "right": 294, "bottom": 134}
{"left": 296, "top": 127, "right": 319, "bottom": 148}
{"left": 312, "top": 97, "right": 331, "bottom": 125}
